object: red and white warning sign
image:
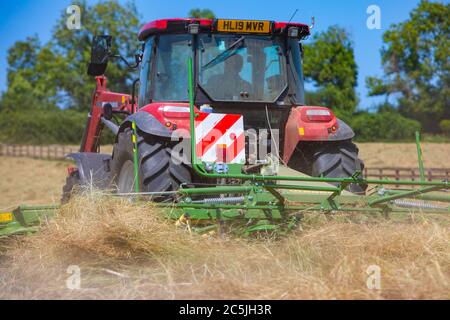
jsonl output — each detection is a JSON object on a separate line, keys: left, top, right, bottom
{"left": 195, "top": 113, "right": 245, "bottom": 164}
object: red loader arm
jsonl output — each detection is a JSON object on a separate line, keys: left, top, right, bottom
{"left": 80, "top": 76, "right": 132, "bottom": 153}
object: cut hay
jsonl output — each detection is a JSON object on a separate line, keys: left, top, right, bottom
{"left": 1, "top": 194, "right": 449, "bottom": 299}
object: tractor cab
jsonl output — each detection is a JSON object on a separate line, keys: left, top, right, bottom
{"left": 136, "top": 18, "right": 310, "bottom": 134}
{"left": 137, "top": 19, "right": 308, "bottom": 108}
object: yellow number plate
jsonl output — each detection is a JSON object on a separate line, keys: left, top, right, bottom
{"left": 217, "top": 19, "right": 271, "bottom": 33}
{"left": 0, "top": 212, "right": 13, "bottom": 223}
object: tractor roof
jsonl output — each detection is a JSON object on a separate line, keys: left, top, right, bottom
{"left": 138, "top": 18, "right": 310, "bottom": 41}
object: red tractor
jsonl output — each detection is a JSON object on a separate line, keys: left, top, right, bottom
{"left": 63, "top": 18, "right": 365, "bottom": 201}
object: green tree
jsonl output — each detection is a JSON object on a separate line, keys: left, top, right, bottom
{"left": 52, "top": 0, "right": 142, "bottom": 111}
{"left": 0, "top": 36, "right": 61, "bottom": 112}
{"left": 0, "top": 0, "right": 142, "bottom": 113}
{"left": 188, "top": 8, "right": 216, "bottom": 19}
{"left": 0, "top": 109, "right": 86, "bottom": 144}
{"left": 366, "top": 0, "right": 450, "bottom": 133}
{"left": 440, "top": 120, "right": 450, "bottom": 136}
{"left": 351, "top": 105, "right": 421, "bottom": 142}
{"left": 303, "top": 26, "right": 358, "bottom": 122}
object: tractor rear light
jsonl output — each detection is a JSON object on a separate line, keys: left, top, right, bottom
{"left": 162, "top": 106, "right": 190, "bottom": 118}
{"left": 305, "top": 109, "right": 333, "bottom": 122}
{"left": 162, "top": 106, "right": 190, "bottom": 112}
{"left": 328, "top": 125, "right": 338, "bottom": 134}
{"left": 67, "top": 167, "right": 78, "bottom": 175}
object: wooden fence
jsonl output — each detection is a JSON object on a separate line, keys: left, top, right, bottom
{"left": 0, "top": 143, "right": 79, "bottom": 160}
{"left": 1, "top": 143, "right": 449, "bottom": 182}
{"left": 363, "top": 167, "right": 450, "bottom": 182}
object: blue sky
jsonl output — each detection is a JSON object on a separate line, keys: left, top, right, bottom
{"left": 0, "top": 0, "right": 423, "bottom": 110}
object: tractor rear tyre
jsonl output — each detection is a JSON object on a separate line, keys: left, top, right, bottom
{"left": 288, "top": 140, "right": 367, "bottom": 194}
{"left": 110, "top": 128, "right": 192, "bottom": 200}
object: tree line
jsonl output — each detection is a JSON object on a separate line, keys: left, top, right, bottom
{"left": 0, "top": 0, "right": 448, "bottom": 144}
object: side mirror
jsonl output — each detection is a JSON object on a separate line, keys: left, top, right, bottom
{"left": 87, "top": 35, "right": 112, "bottom": 76}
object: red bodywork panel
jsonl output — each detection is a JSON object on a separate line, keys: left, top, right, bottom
{"left": 139, "top": 18, "right": 213, "bottom": 39}
{"left": 139, "top": 102, "right": 198, "bottom": 134}
{"left": 81, "top": 76, "right": 132, "bottom": 152}
{"left": 283, "top": 106, "right": 338, "bottom": 163}
{"left": 81, "top": 77, "right": 337, "bottom": 165}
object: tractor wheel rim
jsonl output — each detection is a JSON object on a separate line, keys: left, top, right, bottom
{"left": 117, "top": 160, "right": 135, "bottom": 193}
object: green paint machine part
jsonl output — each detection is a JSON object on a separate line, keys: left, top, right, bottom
{"left": 0, "top": 205, "right": 58, "bottom": 237}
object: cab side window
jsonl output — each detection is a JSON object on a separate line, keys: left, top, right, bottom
{"left": 263, "top": 45, "right": 285, "bottom": 101}
{"left": 138, "top": 37, "right": 154, "bottom": 107}
{"left": 153, "top": 35, "right": 191, "bottom": 102}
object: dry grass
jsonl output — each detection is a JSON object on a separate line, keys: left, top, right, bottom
{"left": 357, "top": 143, "right": 450, "bottom": 168}
{"left": 0, "top": 195, "right": 449, "bottom": 300}
{"left": 0, "top": 157, "right": 68, "bottom": 210}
